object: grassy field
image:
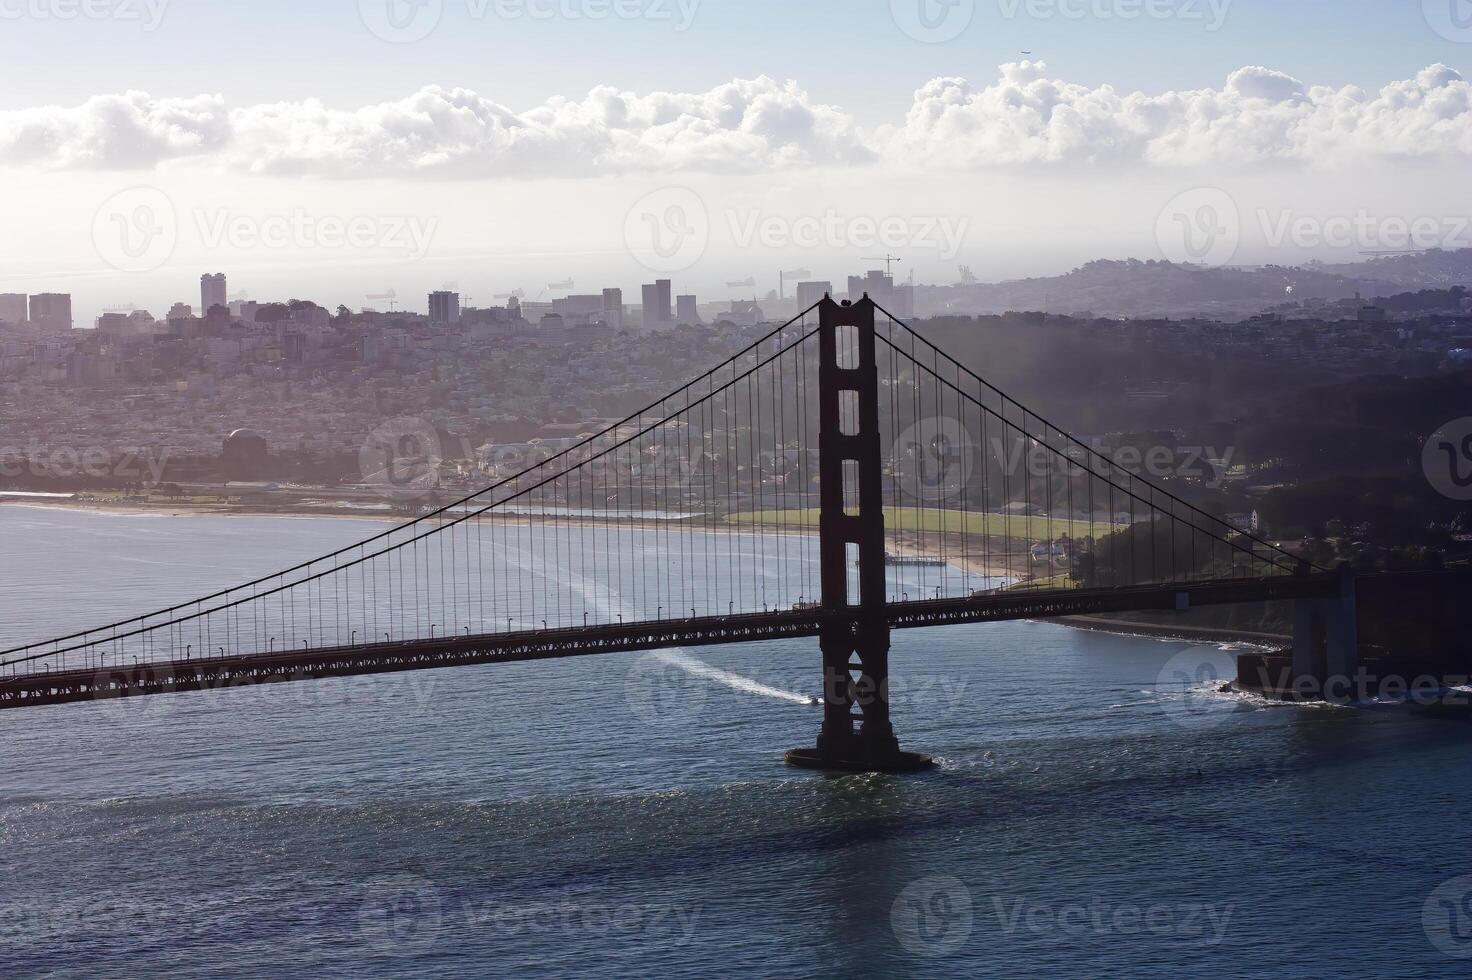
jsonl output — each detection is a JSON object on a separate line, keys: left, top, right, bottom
{"left": 726, "top": 507, "right": 1122, "bottom": 541}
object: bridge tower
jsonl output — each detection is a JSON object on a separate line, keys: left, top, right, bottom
{"left": 785, "top": 296, "right": 933, "bottom": 773}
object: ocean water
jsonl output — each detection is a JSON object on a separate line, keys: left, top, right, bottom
{"left": 2, "top": 506, "right": 1471, "bottom": 978}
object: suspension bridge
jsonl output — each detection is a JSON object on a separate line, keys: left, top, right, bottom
{"left": 0, "top": 297, "right": 1429, "bottom": 771}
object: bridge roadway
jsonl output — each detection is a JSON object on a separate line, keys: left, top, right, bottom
{"left": 0, "top": 574, "right": 1342, "bottom": 711}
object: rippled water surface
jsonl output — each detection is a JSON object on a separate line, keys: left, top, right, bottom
{"left": 3, "top": 506, "right": 1471, "bottom": 978}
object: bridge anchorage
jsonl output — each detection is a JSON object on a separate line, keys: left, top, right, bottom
{"left": 786, "top": 297, "right": 931, "bottom": 773}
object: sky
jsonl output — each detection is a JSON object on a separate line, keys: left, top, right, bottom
{"left": 1, "top": 0, "right": 1470, "bottom": 320}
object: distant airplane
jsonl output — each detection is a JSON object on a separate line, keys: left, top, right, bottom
{"left": 1021, "top": 50, "right": 1032, "bottom": 55}
{"left": 547, "top": 278, "right": 575, "bottom": 290}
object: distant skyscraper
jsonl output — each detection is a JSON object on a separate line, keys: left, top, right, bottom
{"left": 676, "top": 294, "right": 700, "bottom": 325}
{"left": 0, "top": 293, "right": 26, "bottom": 326}
{"left": 602, "top": 288, "right": 624, "bottom": 331}
{"left": 641, "top": 280, "right": 673, "bottom": 329}
{"left": 846, "top": 270, "right": 912, "bottom": 316}
{"left": 200, "top": 273, "right": 227, "bottom": 316}
{"left": 428, "top": 290, "right": 461, "bottom": 325}
{"left": 795, "top": 281, "right": 833, "bottom": 309}
{"left": 28, "top": 293, "right": 72, "bottom": 332}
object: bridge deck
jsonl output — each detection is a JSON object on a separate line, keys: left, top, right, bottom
{"left": 0, "top": 575, "right": 1339, "bottom": 711}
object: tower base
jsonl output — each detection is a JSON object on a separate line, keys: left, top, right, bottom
{"left": 783, "top": 747, "right": 934, "bottom": 774}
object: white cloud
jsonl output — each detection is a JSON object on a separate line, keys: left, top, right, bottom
{"left": 886, "top": 61, "right": 1472, "bottom": 169}
{"left": 2, "top": 65, "right": 1469, "bottom": 177}
{"left": 0, "top": 91, "right": 229, "bottom": 169}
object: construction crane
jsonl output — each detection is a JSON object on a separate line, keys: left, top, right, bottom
{"left": 863, "top": 254, "right": 903, "bottom": 277}
{"left": 547, "top": 278, "right": 575, "bottom": 291}
{"left": 365, "top": 289, "right": 398, "bottom": 311}
{"left": 493, "top": 289, "right": 525, "bottom": 301}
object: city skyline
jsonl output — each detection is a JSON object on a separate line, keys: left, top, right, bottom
{"left": 1, "top": 0, "right": 1469, "bottom": 324}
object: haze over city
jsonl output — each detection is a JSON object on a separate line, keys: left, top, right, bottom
{"left": 2, "top": 1, "right": 1470, "bottom": 321}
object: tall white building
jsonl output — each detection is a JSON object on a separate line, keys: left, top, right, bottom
{"left": 795, "top": 281, "right": 833, "bottom": 309}
{"left": 200, "top": 273, "right": 227, "bottom": 315}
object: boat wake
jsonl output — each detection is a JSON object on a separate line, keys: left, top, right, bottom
{"left": 652, "top": 650, "right": 813, "bottom": 705}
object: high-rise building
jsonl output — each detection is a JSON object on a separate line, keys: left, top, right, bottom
{"left": 846, "top": 271, "right": 913, "bottom": 316}
{"left": 602, "top": 288, "right": 624, "bottom": 330}
{"left": 0, "top": 293, "right": 27, "bottom": 326}
{"left": 795, "top": 281, "right": 833, "bottom": 309}
{"left": 641, "top": 279, "right": 672, "bottom": 329}
{"left": 200, "top": 273, "right": 227, "bottom": 316}
{"left": 676, "top": 294, "right": 701, "bottom": 325}
{"left": 552, "top": 294, "right": 605, "bottom": 320}
{"left": 428, "top": 290, "right": 461, "bottom": 325}
{"left": 28, "top": 293, "right": 72, "bottom": 332}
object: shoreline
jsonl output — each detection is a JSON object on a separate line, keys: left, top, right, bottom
{"left": 1, "top": 498, "right": 1018, "bottom": 580}
{"left": 1051, "top": 615, "right": 1288, "bottom": 648}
